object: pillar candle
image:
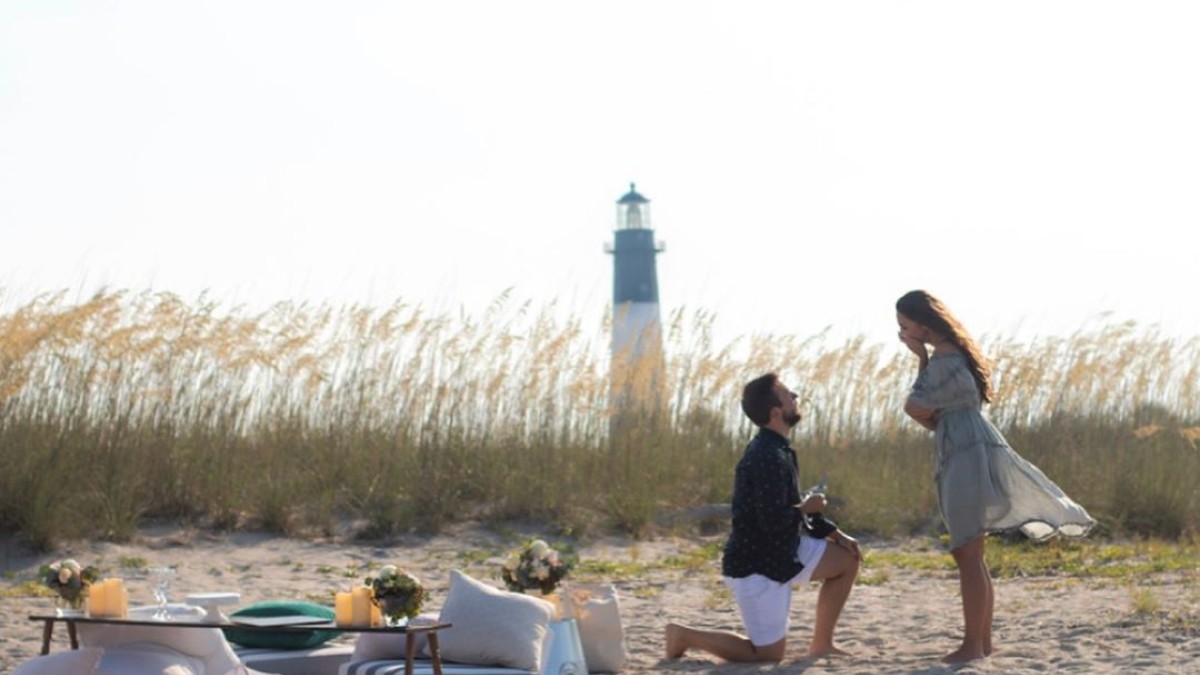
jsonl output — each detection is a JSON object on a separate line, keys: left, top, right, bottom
{"left": 335, "top": 592, "right": 353, "bottom": 626}
{"left": 112, "top": 579, "right": 128, "bottom": 618}
{"left": 370, "top": 600, "right": 381, "bottom": 627}
{"left": 90, "top": 579, "right": 110, "bottom": 617}
{"left": 350, "top": 586, "right": 372, "bottom": 627}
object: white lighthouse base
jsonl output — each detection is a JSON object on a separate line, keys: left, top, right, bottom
{"left": 612, "top": 302, "right": 662, "bottom": 361}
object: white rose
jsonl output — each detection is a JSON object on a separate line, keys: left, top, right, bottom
{"left": 535, "top": 567, "right": 550, "bottom": 581}
{"left": 503, "top": 554, "right": 520, "bottom": 571}
{"left": 547, "top": 551, "right": 560, "bottom": 566}
{"left": 379, "top": 565, "right": 398, "bottom": 579}
{"left": 62, "top": 559, "right": 81, "bottom": 572}
{"left": 58, "top": 568, "right": 72, "bottom": 584}
{"left": 529, "top": 540, "right": 550, "bottom": 558}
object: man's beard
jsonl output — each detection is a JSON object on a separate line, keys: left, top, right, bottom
{"left": 782, "top": 410, "right": 802, "bottom": 428}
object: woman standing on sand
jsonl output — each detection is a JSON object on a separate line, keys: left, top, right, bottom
{"left": 896, "top": 290, "right": 1095, "bottom": 663}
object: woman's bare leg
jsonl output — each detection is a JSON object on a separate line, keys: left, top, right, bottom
{"left": 982, "top": 551, "right": 995, "bottom": 655}
{"left": 944, "top": 536, "right": 988, "bottom": 663}
{"left": 664, "top": 623, "right": 785, "bottom": 663}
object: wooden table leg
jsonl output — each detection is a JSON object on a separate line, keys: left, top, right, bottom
{"left": 67, "top": 621, "right": 79, "bottom": 650}
{"left": 40, "top": 620, "right": 53, "bottom": 655}
{"left": 405, "top": 631, "right": 416, "bottom": 675}
{"left": 427, "top": 630, "right": 443, "bottom": 675}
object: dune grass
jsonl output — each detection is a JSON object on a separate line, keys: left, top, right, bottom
{"left": 0, "top": 289, "right": 1197, "bottom": 550}
{"left": 565, "top": 534, "right": 1200, "bottom": 585}
{"left": 862, "top": 534, "right": 1200, "bottom": 579}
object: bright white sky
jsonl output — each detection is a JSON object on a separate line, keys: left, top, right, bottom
{"left": 3, "top": 1, "right": 1198, "bottom": 350}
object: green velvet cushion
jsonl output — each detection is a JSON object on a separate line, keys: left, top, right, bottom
{"left": 222, "top": 600, "right": 341, "bottom": 650}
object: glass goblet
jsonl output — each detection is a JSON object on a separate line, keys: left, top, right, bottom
{"left": 147, "top": 567, "right": 175, "bottom": 620}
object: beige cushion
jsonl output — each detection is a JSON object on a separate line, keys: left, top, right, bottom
{"left": 436, "top": 570, "right": 554, "bottom": 671}
{"left": 94, "top": 644, "right": 206, "bottom": 674}
{"left": 13, "top": 644, "right": 210, "bottom": 675}
{"left": 350, "top": 613, "right": 438, "bottom": 661}
{"left": 78, "top": 607, "right": 241, "bottom": 675}
{"left": 568, "top": 583, "right": 627, "bottom": 673}
{"left": 13, "top": 648, "right": 102, "bottom": 675}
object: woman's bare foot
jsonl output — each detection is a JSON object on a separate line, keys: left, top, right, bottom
{"left": 942, "top": 646, "right": 986, "bottom": 663}
{"left": 664, "top": 623, "right": 687, "bottom": 659}
{"left": 806, "top": 644, "right": 851, "bottom": 658}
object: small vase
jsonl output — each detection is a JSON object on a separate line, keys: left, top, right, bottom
{"left": 377, "top": 596, "right": 412, "bottom": 628}
{"left": 55, "top": 593, "right": 87, "bottom": 617}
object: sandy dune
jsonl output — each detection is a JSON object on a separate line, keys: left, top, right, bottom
{"left": 2, "top": 524, "right": 1196, "bottom": 674}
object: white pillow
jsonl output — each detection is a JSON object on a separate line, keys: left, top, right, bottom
{"left": 350, "top": 613, "right": 439, "bottom": 660}
{"left": 96, "top": 644, "right": 205, "bottom": 674}
{"left": 569, "top": 583, "right": 628, "bottom": 673}
{"left": 12, "top": 644, "right": 206, "bottom": 675}
{"left": 78, "top": 621, "right": 240, "bottom": 675}
{"left": 12, "top": 648, "right": 102, "bottom": 675}
{"left": 436, "top": 569, "right": 554, "bottom": 671}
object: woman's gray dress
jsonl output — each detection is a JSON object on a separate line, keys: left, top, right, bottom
{"left": 909, "top": 352, "right": 1095, "bottom": 550}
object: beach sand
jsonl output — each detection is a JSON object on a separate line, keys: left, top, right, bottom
{"left": 2, "top": 523, "right": 1196, "bottom": 674}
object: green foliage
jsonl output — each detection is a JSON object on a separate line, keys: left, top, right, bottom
{"left": 365, "top": 565, "right": 425, "bottom": 620}
{"left": 118, "top": 556, "right": 148, "bottom": 569}
{"left": 0, "top": 580, "right": 55, "bottom": 598}
{"left": 574, "top": 559, "right": 650, "bottom": 580}
{"left": 456, "top": 548, "right": 496, "bottom": 566}
{"left": 660, "top": 540, "right": 724, "bottom": 571}
{"left": 1129, "top": 587, "right": 1161, "bottom": 616}
{"left": 865, "top": 536, "right": 1200, "bottom": 580}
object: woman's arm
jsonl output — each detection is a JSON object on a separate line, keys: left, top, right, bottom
{"left": 904, "top": 399, "right": 938, "bottom": 431}
{"left": 900, "top": 334, "right": 937, "bottom": 430}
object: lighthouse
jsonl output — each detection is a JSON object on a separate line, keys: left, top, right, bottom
{"left": 606, "top": 183, "right": 665, "bottom": 365}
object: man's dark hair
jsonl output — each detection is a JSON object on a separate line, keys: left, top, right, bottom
{"left": 741, "top": 372, "right": 781, "bottom": 427}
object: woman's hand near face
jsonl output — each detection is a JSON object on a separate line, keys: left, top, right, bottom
{"left": 899, "top": 332, "right": 927, "bottom": 358}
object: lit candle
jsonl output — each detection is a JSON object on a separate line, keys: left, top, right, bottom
{"left": 335, "top": 592, "right": 353, "bottom": 626}
{"left": 112, "top": 579, "right": 128, "bottom": 618}
{"left": 90, "top": 579, "right": 110, "bottom": 617}
{"left": 351, "top": 586, "right": 372, "bottom": 627}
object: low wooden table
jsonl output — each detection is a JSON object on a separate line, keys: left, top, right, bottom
{"left": 29, "top": 614, "right": 451, "bottom": 675}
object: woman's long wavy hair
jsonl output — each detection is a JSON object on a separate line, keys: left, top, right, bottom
{"left": 896, "top": 290, "right": 994, "bottom": 403}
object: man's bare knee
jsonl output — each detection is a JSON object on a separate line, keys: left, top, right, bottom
{"left": 751, "top": 638, "right": 786, "bottom": 662}
{"left": 811, "top": 543, "right": 857, "bottom": 581}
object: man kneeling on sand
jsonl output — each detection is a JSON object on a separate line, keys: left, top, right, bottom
{"left": 665, "top": 372, "right": 861, "bottom": 663}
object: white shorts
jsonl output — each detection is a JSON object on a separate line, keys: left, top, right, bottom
{"left": 723, "top": 536, "right": 829, "bottom": 646}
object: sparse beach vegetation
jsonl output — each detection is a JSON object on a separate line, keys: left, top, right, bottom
{"left": 0, "top": 289, "right": 1197, "bottom": 551}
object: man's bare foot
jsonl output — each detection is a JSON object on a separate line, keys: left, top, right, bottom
{"left": 806, "top": 644, "right": 851, "bottom": 658}
{"left": 942, "top": 646, "right": 985, "bottom": 663}
{"left": 664, "top": 623, "right": 687, "bottom": 659}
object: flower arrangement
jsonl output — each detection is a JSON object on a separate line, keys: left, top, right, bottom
{"left": 364, "top": 565, "right": 424, "bottom": 622}
{"left": 501, "top": 538, "right": 574, "bottom": 595}
{"left": 38, "top": 559, "right": 99, "bottom": 609}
